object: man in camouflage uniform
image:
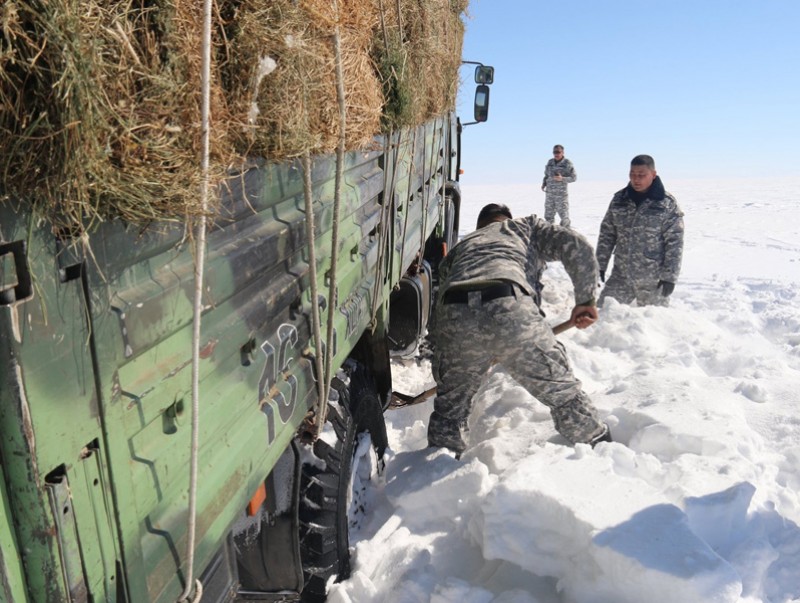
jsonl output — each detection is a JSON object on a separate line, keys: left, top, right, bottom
{"left": 596, "top": 155, "right": 684, "bottom": 307}
{"left": 427, "top": 203, "right": 610, "bottom": 456}
{"left": 541, "top": 144, "right": 576, "bottom": 228}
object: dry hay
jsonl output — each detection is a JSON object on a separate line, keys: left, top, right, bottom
{"left": 0, "top": 0, "right": 468, "bottom": 231}
{"left": 374, "top": 0, "right": 466, "bottom": 129}
{"left": 0, "top": 1, "right": 234, "bottom": 230}
{"left": 220, "top": 0, "right": 384, "bottom": 158}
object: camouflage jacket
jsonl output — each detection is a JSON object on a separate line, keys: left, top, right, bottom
{"left": 542, "top": 158, "right": 576, "bottom": 195}
{"left": 439, "top": 215, "right": 599, "bottom": 306}
{"left": 596, "top": 176, "right": 685, "bottom": 284}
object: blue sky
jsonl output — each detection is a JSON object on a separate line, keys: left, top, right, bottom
{"left": 455, "top": 0, "right": 800, "bottom": 185}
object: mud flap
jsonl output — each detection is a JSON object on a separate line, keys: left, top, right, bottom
{"left": 235, "top": 443, "right": 304, "bottom": 597}
{"left": 388, "top": 260, "right": 433, "bottom": 357}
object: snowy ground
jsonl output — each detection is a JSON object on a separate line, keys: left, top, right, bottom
{"left": 327, "top": 177, "right": 800, "bottom": 603}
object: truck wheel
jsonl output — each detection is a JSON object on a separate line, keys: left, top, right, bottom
{"left": 299, "top": 361, "right": 387, "bottom": 602}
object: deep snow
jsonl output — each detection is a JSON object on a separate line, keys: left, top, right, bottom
{"left": 328, "top": 177, "right": 800, "bottom": 603}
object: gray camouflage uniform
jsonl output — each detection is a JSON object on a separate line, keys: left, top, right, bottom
{"left": 428, "top": 215, "right": 606, "bottom": 454}
{"left": 542, "top": 157, "right": 576, "bottom": 227}
{"left": 596, "top": 176, "right": 684, "bottom": 307}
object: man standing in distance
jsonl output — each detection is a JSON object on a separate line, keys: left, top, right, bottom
{"left": 596, "top": 155, "right": 684, "bottom": 307}
{"left": 541, "top": 145, "right": 576, "bottom": 228}
{"left": 427, "top": 203, "right": 610, "bottom": 457}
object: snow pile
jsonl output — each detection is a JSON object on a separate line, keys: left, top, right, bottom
{"left": 328, "top": 178, "right": 800, "bottom": 603}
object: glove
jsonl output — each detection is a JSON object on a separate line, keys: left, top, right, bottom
{"left": 599, "top": 270, "right": 605, "bottom": 283}
{"left": 657, "top": 280, "right": 675, "bottom": 296}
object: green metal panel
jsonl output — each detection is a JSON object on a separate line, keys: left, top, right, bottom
{"left": 66, "top": 443, "right": 125, "bottom": 600}
{"left": 0, "top": 461, "right": 28, "bottom": 603}
{"left": 45, "top": 471, "right": 89, "bottom": 601}
{"left": 0, "top": 208, "right": 113, "bottom": 602}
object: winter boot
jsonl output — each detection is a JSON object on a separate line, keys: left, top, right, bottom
{"left": 590, "top": 424, "right": 612, "bottom": 448}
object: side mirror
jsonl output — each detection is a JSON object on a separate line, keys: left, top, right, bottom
{"left": 474, "top": 65, "right": 494, "bottom": 85}
{"left": 473, "top": 84, "right": 490, "bottom": 123}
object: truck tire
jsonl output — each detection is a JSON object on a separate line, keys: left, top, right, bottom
{"left": 298, "top": 361, "right": 387, "bottom": 602}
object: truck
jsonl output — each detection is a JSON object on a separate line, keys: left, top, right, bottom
{"left": 0, "top": 3, "right": 493, "bottom": 600}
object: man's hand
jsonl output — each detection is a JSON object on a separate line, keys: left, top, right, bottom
{"left": 657, "top": 280, "right": 675, "bottom": 296}
{"left": 570, "top": 304, "right": 598, "bottom": 330}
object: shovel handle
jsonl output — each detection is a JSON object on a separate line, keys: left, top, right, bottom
{"left": 552, "top": 319, "right": 574, "bottom": 335}
{"left": 553, "top": 309, "right": 597, "bottom": 335}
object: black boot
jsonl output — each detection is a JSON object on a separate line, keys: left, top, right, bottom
{"left": 590, "top": 424, "right": 612, "bottom": 448}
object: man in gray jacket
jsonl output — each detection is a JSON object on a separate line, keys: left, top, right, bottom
{"left": 596, "top": 155, "right": 684, "bottom": 307}
{"left": 541, "top": 144, "right": 576, "bottom": 227}
{"left": 427, "top": 203, "right": 610, "bottom": 456}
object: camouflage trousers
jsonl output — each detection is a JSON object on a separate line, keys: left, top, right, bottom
{"left": 428, "top": 286, "right": 605, "bottom": 454}
{"left": 544, "top": 193, "right": 571, "bottom": 228}
{"left": 598, "top": 272, "right": 670, "bottom": 307}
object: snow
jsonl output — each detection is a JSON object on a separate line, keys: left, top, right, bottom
{"left": 327, "top": 177, "right": 800, "bottom": 603}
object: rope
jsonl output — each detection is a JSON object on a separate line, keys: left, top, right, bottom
{"left": 378, "top": 0, "right": 390, "bottom": 56}
{"left": 178, "top": 0, "right": 212, "bottom": 600}
{"left": 369, "top": 137, "right": 391, "bottom": 328}
{"left": 369, "top": 131, "right": 403, "bottom": 329}
{"left": 418, "top": 119, "right": 442, "bottom": 261}
{"left": 316, "top": 3, "right": 347, "bottom": 438}
{"left": 395, "top": 0, "right": 403, "bottom": 32}
{"left": 418, "top": 126, "right": 428, "bottom": 258}
{"left": 370, "top": 0, "right": 410, "bottom": 327}
{"left": 397, "top": 130, "right": 417, "bottom": 280}
{"left": 302, "top": 153, "right": 328, "bottom": 424}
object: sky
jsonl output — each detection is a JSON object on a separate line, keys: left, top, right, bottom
{"left": 326, "top": 177, "right": 800, "bottom": 603}
{"left": 454, "top": 1, "right": 800, "bottom": 185}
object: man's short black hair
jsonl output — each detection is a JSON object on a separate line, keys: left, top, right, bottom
{"left": 476, "top": 203, "right": 513, "bottom": 228}
{"left": 631, "top": 154, "right": 656, "bottom": 170}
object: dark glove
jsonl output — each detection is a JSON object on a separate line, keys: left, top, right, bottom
{"left": 657, "top": 280, "right": 675, "bottom": 296}
{"left": 599, "top": 270, "right": 605, "bottom": 283}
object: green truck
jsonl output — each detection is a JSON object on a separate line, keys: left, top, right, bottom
{"left": 0, "top": 38, "right": 493, "bottom": 599}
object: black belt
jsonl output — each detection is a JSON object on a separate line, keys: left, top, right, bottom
{"left": 442, "top": 282, "right": 527, "bottom": 305}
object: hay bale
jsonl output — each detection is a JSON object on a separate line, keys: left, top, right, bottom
{"left": 373, "top": 0, "right": 465, "bottom": 129}
{"left": 0, "top": 0, "right": 237, "bottom": 230}
{"left": 220, "top": 0, "right": 384, "bottom": 158}
{"left": 0, "top": 0, "right": 468, "bottom": 231}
